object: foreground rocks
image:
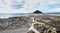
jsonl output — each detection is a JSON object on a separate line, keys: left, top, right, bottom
{"left": 0, "top": 16, "right": 31, "bottom": 31}
{"left": 0, "top": 15, "right": 60, "bottom": 33}
{"left": 28, "top": 17, "right": 57, "bottom": 33}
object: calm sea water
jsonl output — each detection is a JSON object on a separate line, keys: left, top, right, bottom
{"left": 0, "top": 13, "right": 60, "bottom": 19}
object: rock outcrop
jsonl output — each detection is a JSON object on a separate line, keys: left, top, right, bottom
{"left": 0, "top": 16, "right": 31, "bottom": 31}
{"left": 28, "top": 17, "right": 57, "bottom": 33}
{"left": 0, "top": 15, "right": 60, "bottom": 33}
{"left": 33, "top": 10, "right": 42, "bottom": 14}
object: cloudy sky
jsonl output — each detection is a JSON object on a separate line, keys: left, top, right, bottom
{"left": 0, "top": 0, "right": 60, "bottom": 13}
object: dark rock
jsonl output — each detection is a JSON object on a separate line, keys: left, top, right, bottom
{"left": 57, "top": 31, "right": 60, "bottom": 33}
{"left": 27, "top": 30, "right": 35, "bottom": 33}
{"left": 33, "top": 10, "right": 42, "bottom": 13}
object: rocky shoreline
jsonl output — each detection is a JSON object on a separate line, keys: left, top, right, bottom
{"left": 0, "top": 15, "right": 60, "bottom": 33}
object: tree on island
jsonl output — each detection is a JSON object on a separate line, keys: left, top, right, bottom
{"left": 33, "top": 10, "right": 42, "bottom": 13}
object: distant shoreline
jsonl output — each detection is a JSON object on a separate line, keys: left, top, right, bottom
{"left": 0, "top": 13, "right": 60, "bottom": 19}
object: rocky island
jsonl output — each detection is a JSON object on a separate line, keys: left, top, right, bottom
{"left": 33, "top": 10, "right": 42, "bottom": 14}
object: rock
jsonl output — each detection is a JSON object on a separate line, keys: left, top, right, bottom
{"left": 27, "top": 30, "right": 35, "bottom": 33}
{"left": 57, "top": 31, "right": 60, "bottom": 33}
{"left": 33, "top": 10, "right": 42, "bottom": 14}
{"left": 34, "top": 24, "right": 57, "bottom": 33}
{"left": 0, "top": 16, "right": 31, "bottom": 31}
{"left": 0, "top": 21, "right": 12, "bottom": 30}
{"left": 0, "top": 15, "right": 60, "bottom": 33}
{"left": 28, "top": 17, "right": 57, "bottom": 33}
{"left": 33, "top": 16, "right": 60, "bottom": 31}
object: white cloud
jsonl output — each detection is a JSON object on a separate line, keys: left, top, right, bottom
{"left": 49, "top": 8, "right": 60, "bottom": 12}
{"left": 56, "top": 8, "right": 60, "bottom": 11}
{"left": 0, "top": 0, "right": 60, "bottom": 13}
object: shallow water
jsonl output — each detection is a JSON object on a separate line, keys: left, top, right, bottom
{"left": 0, "top": 13, "right": 60, "bottom": 19}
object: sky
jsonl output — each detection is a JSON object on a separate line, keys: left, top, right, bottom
{"left": 0, "top": 0, "right": 60, "bottom": 13}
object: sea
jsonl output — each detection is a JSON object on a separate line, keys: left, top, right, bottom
{"left": 0, "top": 13, "right": 60, "bottom": 19}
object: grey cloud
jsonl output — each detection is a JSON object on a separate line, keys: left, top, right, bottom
{"left": 10, "top": 0, "right": 25, "bottom": 9}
